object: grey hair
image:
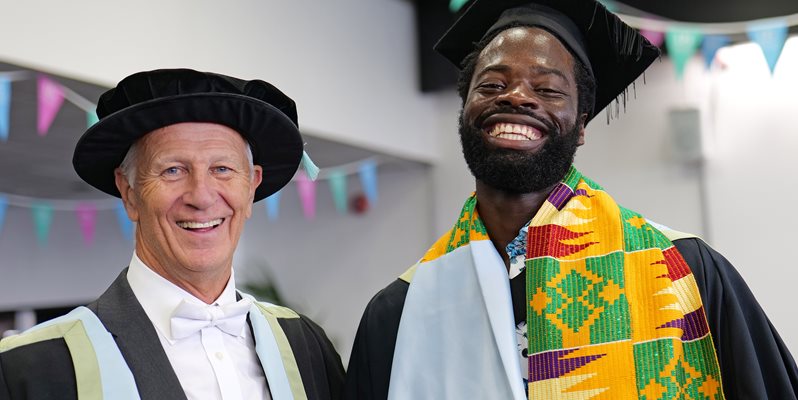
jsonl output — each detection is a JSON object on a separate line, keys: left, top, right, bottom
{"left": 119, "top": 140, "right": 256, "bottom": 188}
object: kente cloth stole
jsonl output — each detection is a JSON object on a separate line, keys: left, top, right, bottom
{"left": 439, "top": 166, "right": 724, "bottom": 400}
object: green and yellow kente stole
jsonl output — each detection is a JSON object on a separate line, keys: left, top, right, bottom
{"left": 523, "top": 167, "right": 723, "bottom": 399}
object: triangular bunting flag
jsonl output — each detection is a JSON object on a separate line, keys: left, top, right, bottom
{"left": 358, "top": 160, "right": 378, "bottom": 206}
{"left": 87, "top": 110, "right": 99, "bottom": 128}
{"left": 0, "top": 78, "right": 10, "bottom": 141}
{"left": 75, "top": 203, "right": 97, "bottom": 246}
{"left": 114, "top": 200, "right": 134, "bottom": 241}
{"left": 747, "top": 21, "right": 789, "bottom": 74}
{"left": 327, "top": 170, "right": 348, "bottom": 214}
{"left": 665, "top": 27, "right": 703, "bottom": 80}
{"left": 265, "top": 190, "right": 281, "bottom": 221}
{"left": 31, "top": 202, "right": 54, "bottom": 246}
{"left": 296, "top": 172, "right": 317, "bottom": 220}
{"left": 640, "top": 29, "right": 665, "bottom": 48}
{"left": 449, "top": 0, "right": 468, "bottom": 13}
{"left": 37, "top": 75, "right": 65, "bottom": 136}
{"left": 701, "top": 35, "right": 731, "bottom": 69}
{"left": 0, "top": 196, "right": 7, "bottom": 237}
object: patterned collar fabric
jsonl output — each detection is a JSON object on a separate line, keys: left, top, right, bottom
{"left": 429, "top": 165, "right": 725, "bottom": 399}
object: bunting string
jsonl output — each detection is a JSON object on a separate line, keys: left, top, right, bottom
{"left": 616, "top": 11, "right": 798, "bottom": 35}
{"left": 0, "top": 67, "right": 385, "bottom": 239}
{"left": 609, "top": 8, "right": 798, "bottom": 77}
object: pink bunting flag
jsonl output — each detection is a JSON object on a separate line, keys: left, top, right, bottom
{"left": 75, "top": 203, "right": 97, "bottom": 246}
{"left": 640, "top": 29, "right": 665, "bottom": 48}
{"left": 296, "top": 172, "right": 317, "bottom": 221}
{"left": 37, "top": 75, "right": 65, "bottom": 136}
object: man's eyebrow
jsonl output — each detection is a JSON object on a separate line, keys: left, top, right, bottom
{"left": 475, "top": 64, "right": 570, "bottom": 82}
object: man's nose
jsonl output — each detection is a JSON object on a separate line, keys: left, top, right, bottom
{"left": 183, "top": 172, "right": 216, "bottom": 209}
{"left": 495, "top": 84, "right": 539, "bottom": 110}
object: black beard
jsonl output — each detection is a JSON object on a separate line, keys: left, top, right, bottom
{"left": 458, "top": 108, "right": 580, "bottom": 194}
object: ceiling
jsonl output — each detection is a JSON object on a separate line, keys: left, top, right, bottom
{"left": 0, "top": 62, "right": 406, "bottom": 201}
{"left": 615, "top": 0, "right": 798, "bottom": 23}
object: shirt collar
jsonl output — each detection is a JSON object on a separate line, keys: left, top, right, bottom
{"left": 507, "top": 222, "right": 531, "bottom": 279}
{"left": 126, "top": 251, "right": 239, "bottom": 343}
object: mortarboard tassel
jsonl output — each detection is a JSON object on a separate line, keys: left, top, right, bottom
{"left": 300, "top": 150, "right": 320, "bottom": 181}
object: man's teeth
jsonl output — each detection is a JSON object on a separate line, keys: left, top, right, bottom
{"left": 177, "top": 219, "right": 223, "bottom": 229}
{"left": 488, "top": 123, "right": 541, "bottom": 140}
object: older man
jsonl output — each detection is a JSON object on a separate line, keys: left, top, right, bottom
{"left": 0, "top": 69, "right": 344, "bottom": 400}
{"left": 345, "top": 1, "right": 798, "bottom": 399}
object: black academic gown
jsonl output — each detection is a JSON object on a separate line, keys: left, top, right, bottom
{"left": 0, "top": 269, "right": 345, "bottom": 400}
{"left": 344, "top": 237, "right": 798, "bottom": 400}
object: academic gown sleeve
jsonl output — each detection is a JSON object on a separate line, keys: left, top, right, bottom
{"left": 278, "top": 314, "right": 346, "bottom": 400}
{"left": 343, "top": 279, "right": 409, "bottom": 400}
{"left": 673, "top": 237, "right": 798, "bottom": 399}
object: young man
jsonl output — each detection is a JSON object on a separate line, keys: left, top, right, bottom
{"left": 345, "top": 1, "right": 798, "bottom": 399}
{"left": 0, "top": 69, "right": 344, "bottom": 400}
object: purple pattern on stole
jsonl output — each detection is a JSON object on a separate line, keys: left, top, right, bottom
{"left": 548, "top": 184, "right": 576, "bottom": 210}
{"left": 659, "top": 307, "right": 710, "bottom": 341}
{"left": 528, "top": 349, "right": 605, "bottom": 382}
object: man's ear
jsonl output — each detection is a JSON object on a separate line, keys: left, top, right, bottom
{"left": 245, "top": 165, "right": 263, "bottom": 219}
{"left": 576, "top": 113, "right": 588, "bottom": 146}
{"left": 114, "top": 168, "right": 139, "bottom": 222}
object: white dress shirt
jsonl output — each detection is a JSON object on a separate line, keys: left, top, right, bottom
{"left": 126, "top": 252, "right": 271, "bottom": 400}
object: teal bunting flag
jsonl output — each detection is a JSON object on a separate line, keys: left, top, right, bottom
{"left": 327, "top": 170, "right": 348, "bottom": 214}
{"left": 449, "top": 0, "right": 468, "bottom": 13}
{"left": 0, "top": 78, "right": 10, "bottom": 141}
{"left": 31, "top": 202, "right": 54, "bottom": 246}
{"left": 747, "top": 21, "right": 789, "bottom": 74}
{"left": 86, "top": 110, "right": 99, "bottom": 128}
{"left": 666, "top": 27, "right": 704, "bottom": 80}
{"left": 596, "top": 0, "right": 617, "bottom": 13}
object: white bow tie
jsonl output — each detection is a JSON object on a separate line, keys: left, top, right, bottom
{"left": 170, "top": 298, "right": 253, "bottom": 340}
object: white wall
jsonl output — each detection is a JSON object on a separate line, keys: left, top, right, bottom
{"left": 431, "top": 40, "right": 798, "bottom": 355}
{"left": 0, "top": 0, "right": 440, "bottom": 163}
{"left": 0, "top": 204, "right": 132, "bottom": 309}
{"left": 235, "top": 165, "right": 434, "bottom": 363}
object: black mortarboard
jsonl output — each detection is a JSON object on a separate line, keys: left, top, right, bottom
{"left": 73, "top": 69, "right": 304, "bottom": 202}
{"left": 434, "top": 0, "right": 660, "bottom": 123}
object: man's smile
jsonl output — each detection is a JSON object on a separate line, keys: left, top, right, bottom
{"left": 486, "top": 122, "right": 543, "bottom": 141}
{"left": 176, "top": 218, "right": 225, "bottom": 232}
{"left": 481, "top": 113, "right": 549, "bottom": 142}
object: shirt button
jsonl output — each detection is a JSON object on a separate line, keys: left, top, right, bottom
{"left": 215, "top": 352, "right": 224, "bottom": 360}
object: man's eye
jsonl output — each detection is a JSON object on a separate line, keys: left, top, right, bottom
{"left": 537, "top": 88, "right": 563, "bottom": 95}
{"left": 163, "top": 167, "right": 181, "bottom": 175}
{"left": 478, "top": 83, "right": 504, "bottom": 90}
{"left": 213, "top": 166, "right": 232, "bottom": 174}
